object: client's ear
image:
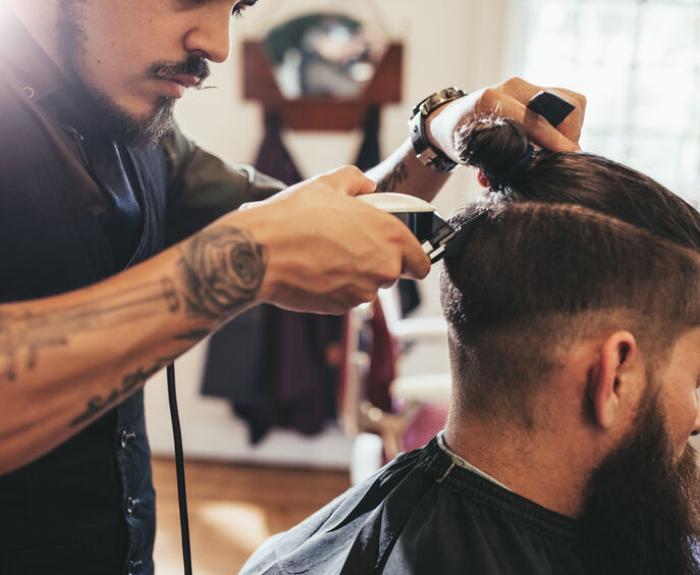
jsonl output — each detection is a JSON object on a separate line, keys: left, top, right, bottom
{"left": 587, "top": 331, "right": 640, "bottom": 430}
{"left": 476, "top": 169, "right": 490, "bottom": 188}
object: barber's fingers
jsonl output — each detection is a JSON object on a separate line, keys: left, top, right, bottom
{"left": 499, "top": 77, "right": 586, "bottom": 111}
{"left": 478, "top": 78, "right": 585, "bottom": 151}
{"left": 498, "top": 78, "right": 586, "bottom": 146}
{"left": 321, "top": 165, "right": 377, "bottom": 196}
{"left": 238, "top": 200, "right": 264, "bottom": 211}
{"left": 478, "top": 90, "right": 581, "bottom": 153}
{"left": 547, "top": 87, "right": 587, "bottom": 113}
{"left": 364, "top": 205, "right": 432, "bottom": 281}
{"left": 522, "top": 98, "right": 582, "bottom": 152}
{"left": 530, "top": 87, "right": 585, "bottom": 145}
{"left": 392, "top": 218, "right": 431, "bottom": 280}
{"left": 403, "top": 246, "right": 431, "bottom": 280}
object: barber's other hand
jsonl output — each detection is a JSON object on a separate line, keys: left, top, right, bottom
{"left": 246, "top": 166, "right": 431, "bottom": 314}
{"left": 428, "top": 77, "right": 586, "bottom": 161}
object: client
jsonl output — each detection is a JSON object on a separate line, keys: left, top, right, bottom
{"left": 241, "top": 117, "right": 700, "bottom": 575}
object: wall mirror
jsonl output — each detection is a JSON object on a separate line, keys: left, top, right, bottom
{"left": 243, "top": 10, "right": 402, "bottom": 131}
{"left": 263, "top": 13, "right": 387, "bottom": 100}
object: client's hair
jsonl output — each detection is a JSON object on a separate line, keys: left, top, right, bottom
{"left": 458, "top": 116, "right": 700, "bottom": 250}
{"left": 441, "top": 116, "right": 700, "bottom": 425}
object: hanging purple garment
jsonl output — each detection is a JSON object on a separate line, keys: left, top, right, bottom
{"left": 354, "top": 105, "right": 382, "bottom": 171}
{"left": 254, "top": 111, "right": 304, "bottom": 185}
{"left": 267, "top": 307, "right": 341, "bottom": 436}
{"left": 223, "top": 314, "right": 342, "bottom": 443}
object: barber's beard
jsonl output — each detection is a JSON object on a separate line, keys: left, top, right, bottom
{"left": 577, "top": 392, "right": 700, "bottom": 575}
{"left": 74, "top": 87, "right": 176, "bottom": 148}
{"left": 56, "top": 2, "right": 202, "bottom": 148}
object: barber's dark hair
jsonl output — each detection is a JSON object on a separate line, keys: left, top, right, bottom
{"left": 442, "top": 117, "right": 700, "bottom": 425}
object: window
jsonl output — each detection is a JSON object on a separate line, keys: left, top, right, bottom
{"left": 512, "top": 0, "right": 700, "bottom": 207}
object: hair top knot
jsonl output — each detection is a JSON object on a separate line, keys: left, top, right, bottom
{"left": 456, "top": 116, "right": 535, "bottom": 191}
{"left": 488, "top": 144, "right": 535, "bottom": 191}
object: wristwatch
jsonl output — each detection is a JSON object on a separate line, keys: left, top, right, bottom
{"left": 409, "top": 87, "right": 468, "bottom": 173}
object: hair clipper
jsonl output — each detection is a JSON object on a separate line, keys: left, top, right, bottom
{"left": 359, "top": 91, "right": 577, "bottom": 264}
{"left": 359, "top": 193, "right": 457, "bottom": 264}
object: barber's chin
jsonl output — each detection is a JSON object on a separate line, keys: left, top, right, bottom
{"left": 134, "top": 96, "right": 177, "bottom": 124}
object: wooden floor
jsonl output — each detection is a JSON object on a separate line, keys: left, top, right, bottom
{"left": 152, "top": 457, "right": 351, "bottom": 575}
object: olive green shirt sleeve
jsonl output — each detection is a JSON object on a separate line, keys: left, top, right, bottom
{"left": 162, "top": 124, "right": 286, "bottom": 245}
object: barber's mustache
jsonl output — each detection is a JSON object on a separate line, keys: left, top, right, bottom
{"left": 149, "top": 57, "right": 211, "bottom": 87}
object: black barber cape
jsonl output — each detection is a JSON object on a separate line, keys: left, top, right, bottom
{"left": 241, "top": 438, "right": 588, "bottom": 575}
{"left": 0, "top": 7, "right": 282, "bottom": 575}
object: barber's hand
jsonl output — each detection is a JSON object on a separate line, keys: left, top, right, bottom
{"left": 248, "top": 166, "right": 431, "bottom": 314}
{"left": 427, "top": 77, "right": 587, "bottom": 161}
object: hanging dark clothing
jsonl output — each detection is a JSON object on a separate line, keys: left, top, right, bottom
{"left": 240, "top": 437, "right": 588, "bottom": 575}
{"left": 364, "top": 300, "right": 397, "bottom": 412}
{"left": 202, "top": 112, "right": 343, "bottom": 443}
{"left": 355, "top": 105, "right": 382, "bottom": 171}
{"left": 253, "top": 111, "right": 304, "bottom": 186}
{"left": 0, "top": 7, "right": 282, "bottom": 574}
{"left": 236, "top": 306, "right": 342, "bottom": 442}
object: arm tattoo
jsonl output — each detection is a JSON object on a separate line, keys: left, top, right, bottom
{"left": 4, "top": 227, "right": 266, "bottom": 429}
{"left": 70, "top": 226, "right": 267, "bottom": 427}
{"left": 376, "top": 161, "right": 409, "bottom": 193}
{"left": 70, "top": 354, "right": 179, "bottom": 427}
{"left": 0, "top": 279, "right": 180, "bottom": 381}
{"left": 177, "top": 227, "right": 267, "bottom": 320}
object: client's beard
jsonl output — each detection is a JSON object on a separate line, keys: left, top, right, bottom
{"left": 577, "top": 392, "right": 700, "bottom": 575}
{"left": 57, "top": 2, "right": 208, "bottom": 148}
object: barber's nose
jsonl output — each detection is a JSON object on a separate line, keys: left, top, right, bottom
{"left": 691, "top": 405, "right": 700, "bottom": 437}
{"left": 183, "top": 10, "right": 231, "bottom": 63}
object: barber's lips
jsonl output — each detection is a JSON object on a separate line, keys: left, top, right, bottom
{"left": 158, "top": 74, "right": 201, "bottom": 98}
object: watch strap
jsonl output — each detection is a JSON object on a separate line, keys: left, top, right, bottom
{"left": 409, "top": 87, "right": 468, "bottom": 173}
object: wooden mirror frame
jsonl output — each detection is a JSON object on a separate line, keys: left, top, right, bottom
{"left": 242, "top": 40, "right": 403, "bottom": 131}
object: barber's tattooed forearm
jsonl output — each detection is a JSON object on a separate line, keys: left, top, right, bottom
{"left": 174, "top": 328, "right": 211, "bottom": 341}
{"left": 0, "top": 279, "right": 180, "bottom": 381}
{"left": 2, "top": 227, "right": 265, "bottom": 431}
{"left": 178, "top": 226, "right": 267, "bottom": 320}
{"left": 70, "top": 229, "right": 267, "bottom": 427}
{"left": 376, "top": 161, "right": 409, "bottom": 193}
{"left": 69, "top": 354, "right": 179, "bottom": 427}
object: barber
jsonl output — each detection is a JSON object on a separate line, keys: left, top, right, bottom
{"left": 0, "top": 1, "right": 585, "bottom": 574}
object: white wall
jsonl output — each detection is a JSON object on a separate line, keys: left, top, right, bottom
{"left": 145, "top": 0, "right": 510, "bottom": 466}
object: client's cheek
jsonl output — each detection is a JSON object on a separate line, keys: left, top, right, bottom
{"left": 671, "top": 431, "right": 691, "bottom": 461}
{"left": 671, "top": 427, "right": 698, "bottom": 464}
{"left": 662, "top": 394, "right": 699, "bottom": 458}
{"left": 674, "top": 444, "right": 699, "bottom": 494}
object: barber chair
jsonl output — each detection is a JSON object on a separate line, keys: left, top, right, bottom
{"left": 340, "top": 286, "right": 451, "bottom": 485}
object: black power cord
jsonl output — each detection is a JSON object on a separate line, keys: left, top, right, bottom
{"left": 167, "top": 363, "right": 193, "bottom": 575}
